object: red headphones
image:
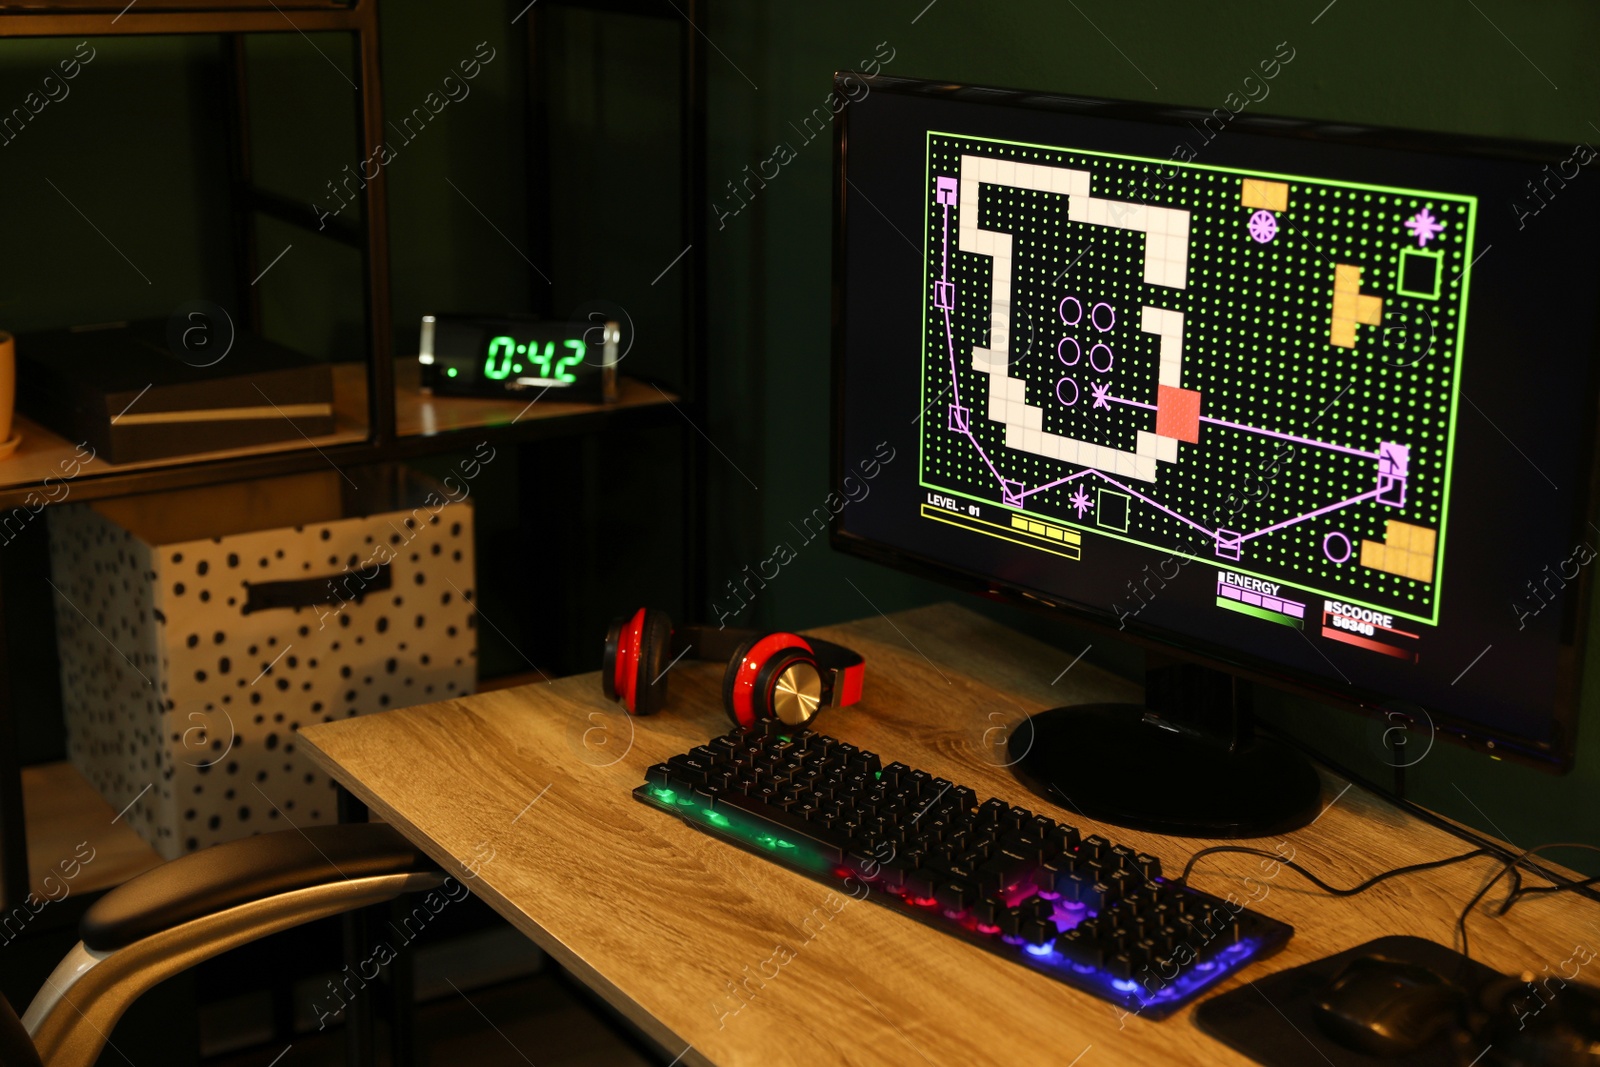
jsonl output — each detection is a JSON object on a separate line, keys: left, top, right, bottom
{"left": 601, "top": 608, "right": 866, "bottom": 728}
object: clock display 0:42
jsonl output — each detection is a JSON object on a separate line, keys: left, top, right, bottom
{"left": 484, "top": 335, "right": 585, "bottom": 383}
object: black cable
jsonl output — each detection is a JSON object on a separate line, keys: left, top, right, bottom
{"left": 1456, "top": 842, "right": 1600, "bottom": 959}
{"left": 1180, "top": 844, "right": 1509, "bottom": 900}
{"left": 1504, "top": 873, "right": 1600, "bottom": 904}
{"left": 1182, "top": 840, "right": 1600, "bottom": 962}
{"left": 1256, "top": 718, "right": 1600, "bottom": 906}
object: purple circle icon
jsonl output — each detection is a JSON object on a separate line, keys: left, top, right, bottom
{"left": 1091, "top": 302, "right": 1116, "bottom": 332}
{"left": 1323, "top": 531, "right": 1352, "bottom": 564}
{"left": 1248, "top": 209, "right": 1278, "bottom": 244}
{"left": 1057, "top": 337, "right": 1081, "bottom": 366}
{"left": 1089, "top": 342, "right": 1114, "bottom": 373}
{"left": 1059, "top": 296, "right": 1083, "bottom": 325}
{"left": 1056, "top": 377, "right": 1079, "bottom": 407}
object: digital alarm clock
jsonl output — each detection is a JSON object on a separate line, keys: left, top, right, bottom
{"left": 418, "top": 314, "right": 620, "bottom": 402}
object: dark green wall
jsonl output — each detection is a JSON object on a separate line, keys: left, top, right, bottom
{"left": 1, "top": 2, "right": 1595, "bottom": 861}
{"left": 698, "top": 2, "right": 1600, "bottom": 861}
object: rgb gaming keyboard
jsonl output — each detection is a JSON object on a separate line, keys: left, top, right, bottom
{"left": 635, "top": 723, "right": 1294, "bottom": 1019}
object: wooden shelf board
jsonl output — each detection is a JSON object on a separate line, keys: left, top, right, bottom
{"left": 385, "top": 359, "right": 677, "bottom": 441}
{"left": 0, "top": 373, "right": 370, "bottom": 495}
{"left": 6, "top": 761, "right": 163, "bottom": 908}
{"left": 0, "top": 361, "right": 676, "bottom": 500}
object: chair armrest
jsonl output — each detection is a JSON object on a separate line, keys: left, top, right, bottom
{"left": 25, "top": 825, "right": 446, "bottom": 1067}
{"left": 80, "top": 824, "right": 438, "bottom": 952}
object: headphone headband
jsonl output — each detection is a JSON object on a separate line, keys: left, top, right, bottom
{"left": 672, "top": 624, "right": 865, "bottom": 709}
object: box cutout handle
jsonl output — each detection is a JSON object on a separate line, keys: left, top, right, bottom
{"left": 241, "top": 563, "right": 392, "bottom": 615}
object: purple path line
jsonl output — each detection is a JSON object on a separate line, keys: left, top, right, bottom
{"left": 943, "top": 303, "right": 963, "bottom": 409}
{"left": 1023, "top": 463, "right": 1217, "bottom": 538}
{"left": 1092, "top": 471, "right": 1216, "bottom": 537}
{"left": 941, "top": 202, "right": 950, "bottom": 281}
{"left": 1238, "top": 488, "right": 1382, "bottom": 544}
{"left": 1022, "top": 466, "right": 1382, "bottom": 553}
{"left": 1200, "top": 414, "right": 1378, "bottom": 461}
{"left": 935, "top": 192, "right": 1008, "bottom": 495}
{"left": 1109, "top": 393, "right": 1375, "bottom": 460}
{"left": 943, "top": 303, "right": 1006, "bottom": 488}
{"left": 1019, "top": 467, "right": 1096, "bottom": 499}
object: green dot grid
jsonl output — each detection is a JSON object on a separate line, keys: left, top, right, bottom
{"left": 919, "top": 134, "right": 1475, "bottom": 625}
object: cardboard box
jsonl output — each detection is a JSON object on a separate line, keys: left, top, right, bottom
{"left": 48, "top": 466, "right": 477, "bottom": 858}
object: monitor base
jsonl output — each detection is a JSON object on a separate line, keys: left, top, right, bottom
{"left": 1006, "top": 703, "right": 1322, "bottom": 839}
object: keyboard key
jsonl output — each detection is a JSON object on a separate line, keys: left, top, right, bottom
{"left": 667, "top": 755, "right": 711, "bottom": 784}
{"left": 849, "top": 751, "right": 882, "bottom": 776}
{"left": 718, "top": 791, "right": 850, "bottom": 863}
{"left": 1057, "top": 929, "right": 1104, "bottom": 968}
{"left": 1052, "top": 825, "right": 1082, "bottom": 853}
{"left": 935, "top": 880, "right": 976, "bottom": 912}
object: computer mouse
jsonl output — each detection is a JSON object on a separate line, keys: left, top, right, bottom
{"left": 1466, "top": 974, "right": 1600, "bottom": 1067}
{"left": 1312, "top": 954, "right": 1464, "bottom": 1057}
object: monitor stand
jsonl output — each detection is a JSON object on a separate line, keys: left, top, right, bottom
{"left": 1006, "top": 656, "right": 1322, "bottom": 838}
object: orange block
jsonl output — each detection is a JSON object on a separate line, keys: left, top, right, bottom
{"left": 1241, "top": 178, "right": 1289, "bottom": 212}
{"left": 1361, "top": 520, "right": 1437, "bottom": 584}
{"left": 1330, "top": 264, "right": 1384, "bottom": 348}
{"left": 1155, "top": 385, "right": 1201, "bottom": 444}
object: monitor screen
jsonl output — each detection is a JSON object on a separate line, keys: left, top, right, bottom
{"left": 832, "top": 76, "right": 1600, "bottom": 769}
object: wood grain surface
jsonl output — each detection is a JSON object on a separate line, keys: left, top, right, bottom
{"left": 0, "top": 362, "right": 671, "bottom": 493}
{"left": 4, "top": 761, "right": 162, "bottom": 908}
{"left": 299, "top": 603, "right": 1599, "bottom": 1067}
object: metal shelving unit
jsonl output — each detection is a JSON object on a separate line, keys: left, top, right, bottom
{"left": 0, "top": 0, "right": 711, "bottom": 922}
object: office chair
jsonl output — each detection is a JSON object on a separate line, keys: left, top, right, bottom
{"left": 0, "top": 824, "right": 443, "bottom": 1067}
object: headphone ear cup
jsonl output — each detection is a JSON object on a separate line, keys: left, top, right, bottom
{"left": 631, "top": 609, "right": 674, "bottom": 715}
{"left": 601, "top": 617, "right": 626, "bottom": 702}
{"left": 721, "top": 636, "right": 762, "bottom": 728}
{"left": 755, "top": 649, "right": 823, "bottom": 727}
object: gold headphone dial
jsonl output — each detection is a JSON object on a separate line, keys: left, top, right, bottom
{"left": 771, "top": 662, "right": 822, "bottom": 725}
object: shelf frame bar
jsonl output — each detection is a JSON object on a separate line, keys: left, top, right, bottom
{"left": 0, "top": 0, "right": 397, "bottom": 917}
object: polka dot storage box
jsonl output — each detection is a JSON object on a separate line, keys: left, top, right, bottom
{"left": 47, "top": 465, "right": 477, "bottom": 859}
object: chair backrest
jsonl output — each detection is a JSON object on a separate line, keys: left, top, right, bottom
{"left": 0, "top": 995, "right": 41, "bottom": 1067}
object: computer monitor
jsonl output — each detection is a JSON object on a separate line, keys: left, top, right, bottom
{"left": 830, "top": 74, "right": 1600, "bottom": 837}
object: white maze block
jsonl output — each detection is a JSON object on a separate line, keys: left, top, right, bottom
{"left": 1139, "top": 306, "right": 1186, "bottom": 388}
{"left": 1068, "top": 197, "right": 1190, "bottom": 290}
{"left": 955, "top": 155, "right": 1195, "bottom": 484}
{"left": 1137, "top": 430, "right": 1179, "bottom": 464}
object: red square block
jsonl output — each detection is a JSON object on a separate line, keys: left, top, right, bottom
{"left": 1156, "top": 385, "right": 1201, "bottom": 444}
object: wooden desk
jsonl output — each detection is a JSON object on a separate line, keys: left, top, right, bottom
{"left": 298, "top": 604, "right": 1597, "bottom": 1067}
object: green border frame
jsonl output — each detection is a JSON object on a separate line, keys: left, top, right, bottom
{"left": 1397, "top": 247, "right": 1445, "bottom": 300}
{"left": 914, "top": 130, "right": 1479, "bottom": 628}
{"left": 1096, "top": 487, "right": 1131, "bottom": 532}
